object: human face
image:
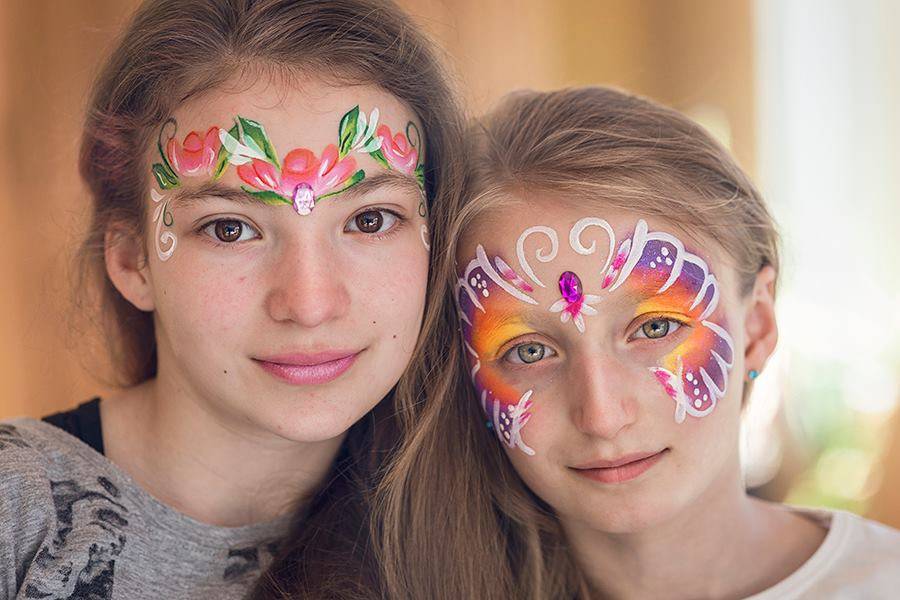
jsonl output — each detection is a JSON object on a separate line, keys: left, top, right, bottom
{"left": 140, "top": 76, "right": 429, "bottom": 443}
{"left": 455, "top": 199, "right": 748, "bottom": 533}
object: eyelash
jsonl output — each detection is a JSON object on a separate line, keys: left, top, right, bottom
{"left": 197, "top": 217, "right": 261, "bottom": 247}
{"left": 501, "top": 338, "right": 558, "bottom": 366}
{"left": 628, "top": 314, "right": 691, "bottom": 342}
{"left": 498, "top": 314, "right": 690, "bottom": 367}
{"left": 344, "top": 207, "right": 407, "bottom": 240}
{"left": 195, "top": 206, "right": 407, "bottom": 248}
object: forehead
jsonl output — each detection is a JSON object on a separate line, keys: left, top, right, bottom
{"left": 457, "top": 193, "right": 738, "bottom": 307}
{"left": 169, "top": 75, "right": 418, "bottom": 148}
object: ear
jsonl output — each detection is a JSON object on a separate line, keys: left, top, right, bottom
{"left": 105, "top": 226, "right": 155, "bottom": 312}
{"left": 742, "top": 265, "right": 778, "bottom": 377}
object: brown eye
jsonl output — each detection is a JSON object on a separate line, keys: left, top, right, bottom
{"left": 215, "top": 220, "right": 243, "bottom": 242}
{"left": 354, "top": 210, "right": 384, "bottom": 233}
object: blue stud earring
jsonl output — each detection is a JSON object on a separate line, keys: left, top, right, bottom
{"left": 748, "top": 369, "right": 759, "bottom": 381}
{"left": 485, "top": 420, "right": 493, "bottom": 430}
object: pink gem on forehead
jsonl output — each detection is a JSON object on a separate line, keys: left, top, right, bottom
{"left": 559, "top": 271, "right": 583, "bottom": 303}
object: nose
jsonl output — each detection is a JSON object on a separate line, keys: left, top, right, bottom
{"left": 568, "top": 354, "right": 639, "bottom": 440}
{"left": 264, "top": 235, "right": 350, "bottom": 328}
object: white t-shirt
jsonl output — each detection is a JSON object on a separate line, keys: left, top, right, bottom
{"left": 748, "top": 506, "right": 900, "bottom": 599}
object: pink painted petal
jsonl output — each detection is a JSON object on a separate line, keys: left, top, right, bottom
{"left": 237, "top": 159, "right": 279, "bottom": 191}
{"left": 494, "top": 256, "right": 534, "bottom": 292}
{"left": 316, "top": 151, "right": 358, "bottom": 193}
{"left": 279, "top": 149, "right": 318, "bottom": 195}
{"left": 376, "top": 125, "right": 417, "bottom": 175}
{"left": 201, "top": 126, "right": 221, "bottom": 171}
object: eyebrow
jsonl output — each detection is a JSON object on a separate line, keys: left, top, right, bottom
{"left": 169, "top": 182, "right": 260, "bottom": 209}
{"left": 336, "top": 170, "right": 424, "bottom": 203}
{"left": 165, "top": 170, "right": 423, "bottom": 209}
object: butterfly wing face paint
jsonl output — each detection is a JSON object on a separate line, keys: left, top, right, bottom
{"left": 457, "top": 248, "right": 538, "bottom": 456}
{"left": 608, "top": 220, "right": 736, "bottom": 423}
{"left": 457, "top": 217, "right": 738, "bottom": 453}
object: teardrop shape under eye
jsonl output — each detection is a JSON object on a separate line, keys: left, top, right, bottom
{"left": 642, "top": 319, "right": 670, "bottom": 339}
{"left": 517, "top": 343, "right": 546, "bottom": 364}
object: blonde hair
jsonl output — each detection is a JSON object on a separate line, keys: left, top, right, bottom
{"left": 374, "top": 86, "right": 780, "bottom": 599}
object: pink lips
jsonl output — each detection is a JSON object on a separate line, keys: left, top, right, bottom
{"left": 570, "top": 449, "right": 669, "bottom": 484}
{"left": 254, "top": 350, "right": 360, "bottom": 385}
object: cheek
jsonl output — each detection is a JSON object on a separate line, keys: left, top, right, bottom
{"left": 348, "top": 239, "right": 429, "bottom": 334}
{"left": 153, "top": 260, "right": 260, "bottom": 340}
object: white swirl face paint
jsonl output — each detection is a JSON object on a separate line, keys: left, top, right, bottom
{"left": 151, "top": 189, "right": 177, "bottom": 262}
{"left": 456, "top": 217, "right": 737, "bottom": 454}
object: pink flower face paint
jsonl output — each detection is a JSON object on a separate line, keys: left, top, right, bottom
{"left": 457, "top": 217, "right": 737, "bottom": 455}
{"left": 548, "top": 271, "right": 600, "bottom": 333}
{"left": 150, "top": 106, "right": 425, "bottom": 216}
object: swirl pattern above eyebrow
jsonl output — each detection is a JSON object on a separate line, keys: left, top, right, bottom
{"left": 151, "top": 189, "right": 177, "bottom": 262}
{"left": 515, "top": 226, "right": 558, "bottom": 288}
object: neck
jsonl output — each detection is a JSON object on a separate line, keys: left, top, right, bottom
{"left": 562, "top": 461, "right": 826, "bottom": 600}
{"left": 102, "top": 374, "right": 345, "bottom": 527}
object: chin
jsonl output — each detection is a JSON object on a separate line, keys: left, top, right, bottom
{"left": 254, "top": 387, "right": 387, "bottom": 443}
{"left": 584, "top": 502, "right": 676, "bottom": 534}
{"left": 557, "top": 479, "right": 685, "bottom": 535}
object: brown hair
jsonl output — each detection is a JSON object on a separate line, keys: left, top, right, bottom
{"left": 78, "top": 0, "right": 462, "bottom": 386}
{"left": 374, "top": 86, "right": 780, "bottom": 599}
{"left": 76, "top": 0, "right": 465, "bottom": 597}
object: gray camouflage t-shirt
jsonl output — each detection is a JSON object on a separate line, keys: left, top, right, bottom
{"left": 0, "top": 418, "right": 290, "bottom": 600}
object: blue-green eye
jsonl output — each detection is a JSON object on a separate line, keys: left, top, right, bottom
{"left": 505, "top": 342, "right": 556, "bottom": 365}
{"left": 634, "top": 318, "right": 682, "bottom": 340}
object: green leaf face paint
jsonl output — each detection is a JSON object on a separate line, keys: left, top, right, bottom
{"left": 150, "top": 105, "right": 426, "bottom": 217}
{"left": 147, "top": 105, "right": 428, "bottom": 262}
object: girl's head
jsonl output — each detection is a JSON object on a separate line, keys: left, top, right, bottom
{"left": 452, "top": 87, "right": 780, "bottom": 536}
{"left": 78, "top": 0, "right": 462, "bottom": 442}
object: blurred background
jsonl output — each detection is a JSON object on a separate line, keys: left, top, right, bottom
{"left": 0, "top": 0, "right": 897, "bottom": 525}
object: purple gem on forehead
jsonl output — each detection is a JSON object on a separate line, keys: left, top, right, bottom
{"left": 558, "top": 271, "right": 583, "bottom": 303}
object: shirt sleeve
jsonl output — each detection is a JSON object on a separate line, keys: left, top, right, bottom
{"left": 0, "top": 424, "right": 55, "bottom": 600}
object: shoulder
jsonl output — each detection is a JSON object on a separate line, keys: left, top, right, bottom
{"left": 0, "top": 416, "right": 98, "bottom": 475}
{"left": 791, "top": 508, "right": 900, "bottom": 597}
{"left": 0, "top": 419, "right": 62, "bottom": 597}
{"left": 0, "top": 419, "right": 56, "bottom": 492}
{"left": 0, "top": 417, "right": 115, "bottom": 534}
{"left": 832, "top": 510, "right": 900, "bottom": 564}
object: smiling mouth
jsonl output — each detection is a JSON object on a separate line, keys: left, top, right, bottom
{"left": 253, "top": 350, "right": 362, "bottom": 385}
{"left": 570, "top": 448, "right": 670, "bottom": 484}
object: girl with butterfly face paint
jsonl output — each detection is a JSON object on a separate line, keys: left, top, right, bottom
{"left": 375, "top": 87, "right": 900, "bottom": 600}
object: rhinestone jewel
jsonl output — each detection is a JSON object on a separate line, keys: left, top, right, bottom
{"left": 558, "top": 271, "right": 583, "bottom": 303}
{"left": 292, "top": 183, "right": 315, "bottom": 216}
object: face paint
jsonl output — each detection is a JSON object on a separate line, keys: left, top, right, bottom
{"left": 457, "top": 248, "right": 539, "bottom": 455}
{"left": 150, "top": 189, "right": 177, "bottom": 262}
{"left": 150, "top": 106, "right": 425, "bottom": 217}
{"left": 457, "top": 217, "right": 737, "bottom": 450}
{"left": 548, "top": 271, "right": 601, "bottom": 333}
{"left": 608, "top": 219, "right": 735, "bottom": 423}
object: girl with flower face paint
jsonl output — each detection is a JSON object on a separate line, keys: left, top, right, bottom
{"left": 375, "top": 87, "right": 900, "bottom": 600}
{"left": 0, "top": 1, "right": 464, "bottom": 598}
